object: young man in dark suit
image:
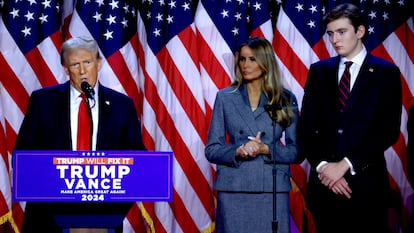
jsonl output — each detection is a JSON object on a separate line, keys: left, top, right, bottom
{"left": 14, "top": 37, "right": 146, "bottom": 233}
{"left": 298, "top": 3, "right": 402, "bottom": 233}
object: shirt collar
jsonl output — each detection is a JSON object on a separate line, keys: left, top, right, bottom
{"left": 340, "top": 45, "right": 367, "bottom": 67}
{"left": 70, "top": 82, "right": 99, "bottom": 100}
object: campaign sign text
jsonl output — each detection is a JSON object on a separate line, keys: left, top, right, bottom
{"left": 13, "top": 150, "right": 172, "bottom": 202}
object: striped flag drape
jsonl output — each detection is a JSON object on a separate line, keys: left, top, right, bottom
{"left": 136, "top": 0, "right": 215, "bottom": 232}
{"left": 1, "top": 0, "right": 65, "bottom": 231}
{"left": 1, "top": 0, "right": 413, "bottom": 233}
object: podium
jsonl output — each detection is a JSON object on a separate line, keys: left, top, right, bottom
{"left": 13, "top": 150, "right": 173, "bottom": 233}
{"left": 53, "top": 204, "right": 129, "bottom": 233}
{"left": 54, "top": 214, "right": 124, "bottom": 233}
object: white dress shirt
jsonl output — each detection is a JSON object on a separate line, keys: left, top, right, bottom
{"left": 338, "top": 46, "right": 367, "bottom": 90}
{"left": 70, "top": 84, "right": 99, "bottom": 150}
{"left": 316, "top": 48, "right": 368, "bottom": 175}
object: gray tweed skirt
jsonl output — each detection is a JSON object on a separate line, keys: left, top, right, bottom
{"left": 215, "top": 191, "right": 290, "bottom": 233}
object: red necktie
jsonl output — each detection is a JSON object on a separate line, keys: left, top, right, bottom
{"left": 77, "top": 93, "right": 91, "bottom": 150}
{"left": 339, "top": 61, "right": 353, "bottom": 113}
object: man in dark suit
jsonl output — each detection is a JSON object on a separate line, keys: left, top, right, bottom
{"left": 14, "top": 37, "right": 146, "bottom": 233}
{"left": 298, "top": 3, "right": 402, "bottom": 233}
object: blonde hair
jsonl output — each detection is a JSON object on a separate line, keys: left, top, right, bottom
{"left": 60, "top": 37, "right": 101, "bottom": 65}
{"left": 233, "top": 37, "right": 294, "bottom": 126}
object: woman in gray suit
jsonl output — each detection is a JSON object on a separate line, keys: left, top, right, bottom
{"left": 205, "top": 37, "right": 299, "bottom": 233}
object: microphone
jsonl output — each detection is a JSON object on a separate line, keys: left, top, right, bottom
{"left": 81, "top": 82, "right": 95, "bottom": 100}
{"left": 264, "top": 104, "right": 281, "bottom": 122}
{"left": 80, "top": 82, "right": 94, "bottom": 140}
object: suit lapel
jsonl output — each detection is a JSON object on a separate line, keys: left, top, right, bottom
{"left": 230, "top": 86, "right": 266, "bottom": 135}
{"left": 58, "top": 82, "right": 72, "bottom": 147}
{"left": 346, "top": 55, "right": 375, "bottom": 111}
{"left": 96, "top": 84, "right": 109, "bottom": 147}
{"left": 323, "top": 58, "right": 341, "bottom": 112}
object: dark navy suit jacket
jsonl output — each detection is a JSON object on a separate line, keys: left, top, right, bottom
{"left": 298, "top": 54, "right": 402, "bottom": 232}
{"left": 299, "top": 54, "right": 401, "bottom": 172}
{"left": 14, "top": 81, "right": 145, "bottom": 233}
{"left": 14, "top": 81, "right": 145, "bottom": 150}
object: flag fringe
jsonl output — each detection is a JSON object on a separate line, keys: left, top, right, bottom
{"left": 139, "top": 203, "right": 155, "bottom": 233}
{"left": 201, "top": 221, "right": 215, "bottom": 233}
{"left": 0, "top": 210, "right": 19, "bottom": 233}
{"left": 138, "top": 203, "right": 216, "bottom": 233}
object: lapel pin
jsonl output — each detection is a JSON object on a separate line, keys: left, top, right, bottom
{"left": 369, "top": 68, "right": 374, "bottom": 72}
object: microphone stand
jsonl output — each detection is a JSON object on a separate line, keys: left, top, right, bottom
{"left": 85, "top": 97, "right": 94, "bottom": 150}
{"left": 264, "top": 104, "right": 281, "bottom": 233}
{"left": 81, "top": 82, "right": 95, "bottom": 150}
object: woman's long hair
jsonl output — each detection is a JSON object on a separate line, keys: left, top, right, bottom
{"left": 232, "top": 37, "right": 294, "bottom": 127}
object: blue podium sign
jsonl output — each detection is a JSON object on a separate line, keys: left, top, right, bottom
{"left": 13, "top": 150, "right": 173, "bottom": 202}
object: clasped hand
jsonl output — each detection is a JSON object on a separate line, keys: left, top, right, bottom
{"left": 318, "top": 160, "right": 352, "bottom": 199}
{"left": 236, "top": 132, "right": 269, "bottom": 158}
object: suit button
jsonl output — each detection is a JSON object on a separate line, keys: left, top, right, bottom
{"left": 338, "top": 129, "right": 343, "bottom": 134}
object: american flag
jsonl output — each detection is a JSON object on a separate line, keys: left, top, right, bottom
{"left": 195, "top": 0, "right": 274, "bottom": 111}
{"left": 1, "top": 0, "right": 65, "bottom": 231}
{"left": 137, "top": 0, "right": 215, "bottom": 232}
{"left": 0, "top": 0, "right": 413, "bottom": 233}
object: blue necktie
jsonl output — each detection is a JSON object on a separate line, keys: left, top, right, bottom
{"left": 339, "top": 61, "right": 353, "bottom": 113}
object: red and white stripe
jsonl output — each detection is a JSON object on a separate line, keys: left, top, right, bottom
{"left": 136, "top": 7, "right": 215, "bottom": 232}
{"left": 0, "top": 10, "right": 65, "bottom": 229}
